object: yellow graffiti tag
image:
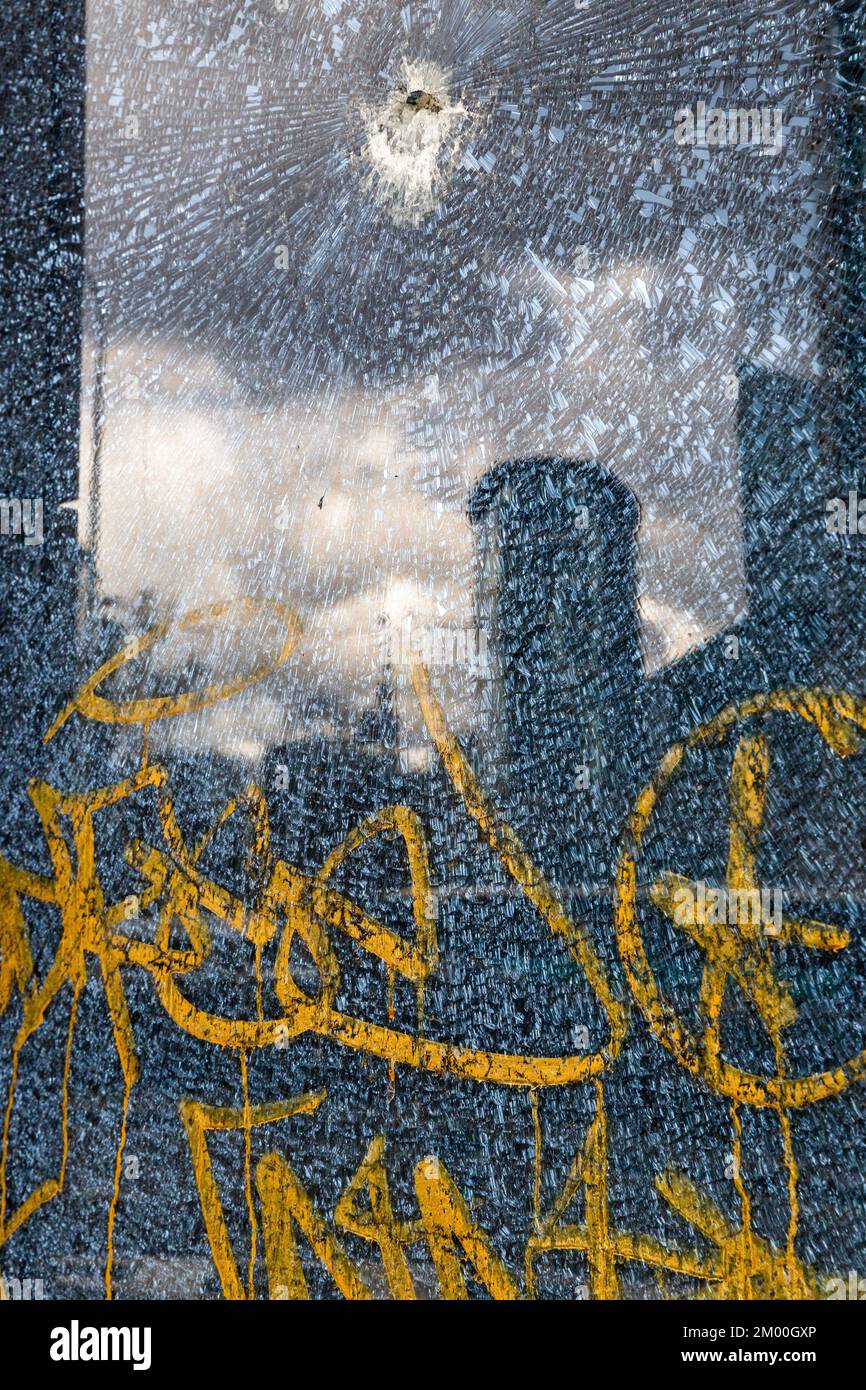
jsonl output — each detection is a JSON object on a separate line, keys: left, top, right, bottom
{"left": 0, "top": 601, "right": 863, "bottom": 1299}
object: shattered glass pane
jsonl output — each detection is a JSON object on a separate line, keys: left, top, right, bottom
{"left": 1, "top": 0, "right": 864, "bottom": 1304}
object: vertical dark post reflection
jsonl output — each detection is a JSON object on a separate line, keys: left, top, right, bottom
{"left": 469, "top": 457, "right": 641, "bottom": 893}
{"left": 0, "top": 2, "right": 85, "bottom": 743}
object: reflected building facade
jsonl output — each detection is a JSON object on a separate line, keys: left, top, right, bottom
{"left": 468, "top": 458, "right": 641, "bottom": 890}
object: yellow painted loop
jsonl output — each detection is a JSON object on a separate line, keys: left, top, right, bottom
{"left": 44, "top": 598, "right": 302, "bottom": 742}
{"left": 615, "top": 686, "right": 866, "bottom": 1109}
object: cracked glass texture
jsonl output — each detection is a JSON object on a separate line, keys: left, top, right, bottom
{"left": 0, "top": 0, "right": 864, "bottom": 1301}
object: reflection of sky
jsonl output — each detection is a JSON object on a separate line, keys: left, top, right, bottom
{"left": 81, "top": 0, "right": 840, "bottom": 749}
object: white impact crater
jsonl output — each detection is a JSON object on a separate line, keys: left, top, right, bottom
{"left": 360, "top": 59, "right": 470, "bottom": 225}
